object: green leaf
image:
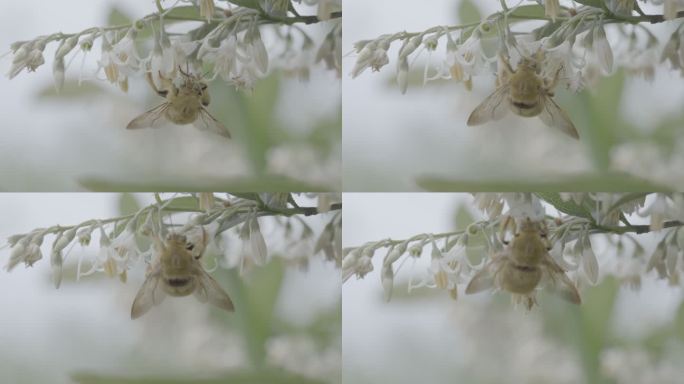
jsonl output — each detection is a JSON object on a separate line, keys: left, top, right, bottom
{"left": 164, "top": 5, "right": 201, "bottom": 19}
{"left": 508, "top": 4, "right": 546, "bottom": 19}
{"left": 453, "top": 203, "right": 475, "bottom": 230}
{"left": 161, "top": 196, "right": 199, "bottom": 211}
{"left": 108, "top": 7, "right": 132, "bottom": 26}
{"left": 570, "top": 71, "right": 627, "bottom": 171}
{"left": 535, "top": 192, "right": 595, "bottom": 221}
{"left": 245, "top": 75, "right": 281, "bottom": 173}
{"left": 77, "top": 175, "right": 329, "bottom": 192}
{"left": 227, "top": 0, "right": 263, "bottom": 11}
{"left": 118, "top": 193, "right": 141, "bottom": 216}
{"left": 458, "top": 0, "right": 482, "bottom": 24}
{"left": 574, "top": 0, "right": 605, "bottom": 8}
{"left": 416, "top": 172, "right": 671, "bottom": 192}
{"left": 575, "top": 277, "right": 620, "bottom": 384}
{"left": 71, "top": 370, "right": 324, "bottom": 384}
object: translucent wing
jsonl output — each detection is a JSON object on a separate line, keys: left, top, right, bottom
{"left": 193, "top": 108, "right": 231, "bottom": 138}
{"left": 130, "top": 265, "right": 167, "bottom": 319}
{"left": 466, "top": 85, "right": 510, "bottom": 126}
{"left": 542, "top": 255, "right": 581, "bottom": 304}
{"left": 193, "top": 268, "right": 235, "bottom": 312}
{"left": 126, "top": 103, "right": 170, "bottom": 129}
{"left": 465, "top": 262, "right": 496, "bottom": 294}
{"left": 538, "top": 96, "right": 579, "bottom": 139}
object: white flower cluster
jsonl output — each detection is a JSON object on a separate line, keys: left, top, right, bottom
{"left": 350, "top": 0, "right": 684, "bottom": 94}
{"left": 4, "top": 193, "right": 341, "bottom": 288}
{"left": 5, "top": 0, "right": 342, "bottom": 92}
{"left": 343, "top": 193, "right": 684, "bottom": 308}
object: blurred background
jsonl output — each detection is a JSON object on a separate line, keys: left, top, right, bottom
{"left": 0, "top": 1, "right": 340, "bottom": 191}
{"left": 0, "top": 193, "right": 340, "bottom": 384}
{"left": 343, "top": 0, "right": 684, "bottom": 191}
{"left": 343, "top": 193, "right": 684, "bottom": 384}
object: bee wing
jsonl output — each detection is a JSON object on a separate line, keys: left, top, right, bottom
{"left": 126, "top": 103, "right": 170, "bottom": 129}
{"left": 542, "top": 255, "right": 582, "bottom": 304}
{"left": 130, "top": 265, "right": 167, "bottom": 319}
{"left": 538, "top": 96, "right": 579, "bottom": 139}
{"left": 465, "top": 262, "right": 496, "bottom": 294}
{"left": 193, "top": 108, "right": 231, "bottom": 138}
{"left": 466, "top": 85, "right": 510, "bottom": 126}
{"left": 193, "top": 268, "right": 235, "bottom": 312}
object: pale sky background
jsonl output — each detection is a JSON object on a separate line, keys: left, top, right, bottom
{"left": 342, "top": 193, "right": 684, "bottom": 383}
{"left": 0, "top": 193, "right": 339, "bottom": 384}
{"left": 342, "top": 0, "right": 684, "bottom": 190}
{"left": 0, "top": 0, "right": 340, "bottom": 190}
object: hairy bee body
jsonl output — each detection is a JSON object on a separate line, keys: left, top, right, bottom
{"left": 126, "top": 69, "right": 231, "bottom": 138}
{"left": 467, "top": 55, "right": 579, "bottom": 139}
{"left": 131, "top": 232, "right": 234, "bottom": 319}
{"left": 507, "top": 62, "right": 544, "bottom": 117}
{"left": 466, "top": 218, "right": 581, "bottom": 308}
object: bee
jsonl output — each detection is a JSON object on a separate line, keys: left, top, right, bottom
{"left": 126, "top": 68, "right": 231, "bottom": 138}
{"left": 130, "top": 232, "right": 234, "bottom": 319}
{"left": 465, "top": 217, "right": 581, "bottom": 309}
{"left": 466, "top": 54, "right": 579, "bottom": 139}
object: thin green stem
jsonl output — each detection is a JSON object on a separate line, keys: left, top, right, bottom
{"left": 591, "top": 221, "right": 684, "bottom": 235}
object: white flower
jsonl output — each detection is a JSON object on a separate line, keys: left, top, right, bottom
{"left": 504, "top": 193, "right": 545, "bottom": 222}
{"left": 79, "top": 228, "right": 137, "bottom": 281}
{"left": 592, "top": 24, "right": 614, "bottom": 74}
{"left": 473, "top": 193, "right": 504, "bottom": 219}
{"left": 350, "top": 40, "right": 390, "bottom": 78}
{"left": 199, "top": 0, "right": 216, "bottom": 22}
{"left": 455, "top": 29, "right": 490, "bottom": 76}
{"left": 243, "top": 24, "right": 269, "bottom": 75}
{"left": 147, "top": 28, "right": 197, "bottom": 83}
{"left": 541, "top": 37, "right": 583, "bottom": 91}
{"left": 545, "top": 0, "right": 560, "bottom": 21}
{"left": 203, "top": 35, "right": 239, "bottom": 81}
{"left": 639, "top": 194, "right": 672, "bottom": 231}
{"left": 7, "top": 40, "right": 46, "bottom": 79}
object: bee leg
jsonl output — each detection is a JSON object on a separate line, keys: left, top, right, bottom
{"left": 145, "top": 71, "right": 169, "bottom": 98}
{"left": 499, "top": 54, "right": 515, "bottom": 75}
{"left": 544, "top": 65, "right": 563, "bottom": 92}
{"left": 499, "top": 215, "right": 516, "bottom": 244}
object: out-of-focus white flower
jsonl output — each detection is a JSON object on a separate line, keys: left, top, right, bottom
{"left": 545, "top": 0, "right": 560, "bottom": 21}
{"left": 199, "top": 0, "right": 216, "bottom": 22}
{"left": 601, "top": 347, "right": 684, "bottom": 384}
{"left": 663, "top": 0, "right": 684, "bottom": 20}
{"left": 266, "top": 335, "right": 340, "bottom": 380}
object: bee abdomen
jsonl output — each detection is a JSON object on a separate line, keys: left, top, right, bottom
{"left": 511, "top": 101, "right": 536, "bottom": 110}
{"left": 166, "top": 277, "right": 191, "bottom": 287}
